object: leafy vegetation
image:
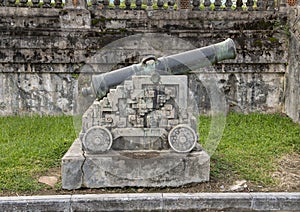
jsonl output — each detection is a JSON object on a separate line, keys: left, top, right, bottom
{"left": 0, "top": 113, "right": 299, "bottom": 193}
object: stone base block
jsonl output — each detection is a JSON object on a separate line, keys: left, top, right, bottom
{"left": 62, "top": 139, "right": 210, "bottom": 189}
{"left": 61, "top": 139, "right": 85, "bottom": 190}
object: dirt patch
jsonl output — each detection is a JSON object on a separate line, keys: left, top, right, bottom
{"left": 272, "top": 153, "right": 300, "bottom": 191}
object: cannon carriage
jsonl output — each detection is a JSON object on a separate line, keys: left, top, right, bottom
{"left": 81, "top": 74, "right": 198, "bottom": 153}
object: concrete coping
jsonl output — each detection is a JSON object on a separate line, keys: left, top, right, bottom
{"left": 0, "top": 192, "right": 299, "bottom": 211}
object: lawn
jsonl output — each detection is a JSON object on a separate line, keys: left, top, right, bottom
{"left": 0, "top": 116, "right": 76, "bottom": 193}
{"left": 0, "top": 113, "right": 299, "bottom": 194}
{"left": 200, "top": 113, "right": 299, "bottom": 185}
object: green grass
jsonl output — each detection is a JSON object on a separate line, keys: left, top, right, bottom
{"left": 0, "top": 113, "right": 299, "bottom": 193}
{"left": 0, "top": 116, "right": 76, "bottom": 193}
{"left": 199, "top": 113, "right": 300, "bottom": 185}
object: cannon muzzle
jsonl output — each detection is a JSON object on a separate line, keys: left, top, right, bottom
{"left": 82, "top": 38, "right": 236, "bottom": 98}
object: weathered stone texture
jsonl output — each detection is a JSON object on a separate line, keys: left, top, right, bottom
{"left": 192, "top": 72, "right": 284, "bottom": 113}
{"left": 61, "top": 139, "right": 84, "bottom": 190}
{"left": 0, "top": 73, "right": 76, "bottom": 115}
{"left": 63, "top": 74, "right": 210, "bottom": 189}
{"left": 60, "top": 9, "right": 91, "bottom": 29}
{"left": 62, "top": 138, "right": 210, "bottom": 189}
{"left": 0, "top": 8, "right": 60, "bottom": 28}
{"left": 1, "top": 193, "right": 300, "bottom": 211}
{"left": 82, "top": 151, "right": 210, "bottom": 188}
{"left": 0, "top": 7, "right": 292, "bottom": 116}
{"left": 285, "top": 7, "right": 300, "bottom": 123}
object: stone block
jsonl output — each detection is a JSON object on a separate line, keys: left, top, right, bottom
{"left": 82, "top": 150, "right": 210, "bottom": 188}
{"left": 0, "top": 195, "right": 71, "bottom": 212}
{"left": 163, "top": 193, "right": 253, "bottom": 211}
{"left": 61, "top": 139, "right": 85, "bottom": 190}
{"left": 252, "top": 193, "right": 300, "bottom": 211}
{"left": 60, "top": 9, "right": 91, "bottom": 29}
{"left": 62, "top": 144, "right": 209, "bottom": 189}
{"left": 71, "top": 193, "right": 163, "bottom": 211}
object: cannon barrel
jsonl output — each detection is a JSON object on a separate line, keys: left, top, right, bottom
{"left": 82, "top": 38, "right": 236, "bottom": 98}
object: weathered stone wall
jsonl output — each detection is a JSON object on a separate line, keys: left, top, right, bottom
{"left": 285, "top": 6, "right": 300, "bottom": 123}
{"left": 0, "top": 8, "right": 75, "bottom": 115}
{"left": 0, "top": 4, "right": 291, "bottom": 116}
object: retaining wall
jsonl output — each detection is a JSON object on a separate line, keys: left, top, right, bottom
{"left": 0, "top": 0, "right": 296, "bottom": 119}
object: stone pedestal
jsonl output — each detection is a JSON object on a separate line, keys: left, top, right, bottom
{"left": 62, "top": 75, "right": 210, "bottom": 190}
{"left": 62, "top": 139, "right": 210, "bottom": 189}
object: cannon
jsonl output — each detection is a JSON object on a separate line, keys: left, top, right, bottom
{"left": 80, "top": 38, "right": 236, "bottom": 154}
{"left": 82, "top": 38, "right": 236, "bottom": 99}
{"left": 62, "top": 38, "right": 237, "bottom": 189}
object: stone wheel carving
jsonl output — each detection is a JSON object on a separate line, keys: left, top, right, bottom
{"left": 168, "top": 124, "right": 197, "bottom": 153}
{"left": 83, "top": 126, "right": 113, "bottom": 153}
